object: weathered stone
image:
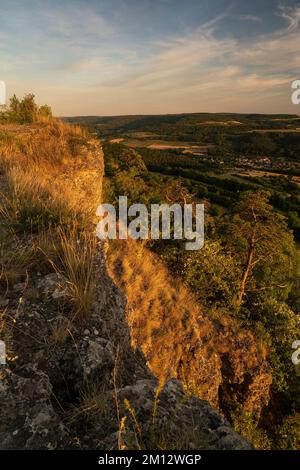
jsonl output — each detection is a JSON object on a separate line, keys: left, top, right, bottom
{"left": 0, "top": 368, "right": 67, "bottom": 449}
{"left": 0, "top": 136, "right": 253, "bottom": 450}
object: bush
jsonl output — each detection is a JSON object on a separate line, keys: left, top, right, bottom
{"left": 0, "top": 93, "right": 53, "bottom": 124}
{"left": 275, "top": 414, "right": 300, "bottom": 449}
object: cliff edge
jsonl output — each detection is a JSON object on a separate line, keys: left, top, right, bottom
{"left": 0, "top": 122, "right": 251, "bottom": 449}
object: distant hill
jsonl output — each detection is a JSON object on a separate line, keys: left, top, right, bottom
{"left": 63, "top": 112, "right": 300, "bottom": 137}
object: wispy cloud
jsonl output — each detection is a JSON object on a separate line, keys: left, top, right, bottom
{"left": 277, "top": 4, "right": 300, "bottom": 32}
{"left": 2, "top": 1, "right": 300, "bottom": 115}
{"left": 100, "top": 6, "right": 298, "bottom": 101}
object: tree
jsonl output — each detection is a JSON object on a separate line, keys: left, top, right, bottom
{"left": 275, "top": 413, "right": 300, "bottom": 450}
{"left": 179, "top": 239, "right": 240, "bottom": 308}
{"left": 214, "top": 133, "right": 233, "bottom": 158}
{"left": 164, "top": 179, "right": 195, "bottom": 204}
{"left": 220, "top": 191, "right": 296, "bottom": 308}
{"left": 6, "top": 94, "right": 51, "bottom": 123}
{"left": 235, "top": 133, "right": 277, "bottom": 156}
{"left": 8, "top": 94, "right": 21, "bottom": 122}
{"left": 103, "top": 142, "right": 147, "bottom": 177}
{"left": 20, "top": 93, "right": 38, "bottom": 123}
{"left": 38, "top": 104, "right": 52, "bottom": 118}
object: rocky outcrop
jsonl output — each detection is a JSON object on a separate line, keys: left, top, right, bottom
{"left": 110, "top": 379, "right": 251, "bottom": 450}
{"left": 108, "top": 240, "right": 272, "bottom": 423}
{"left": 0, "top": 367, "right": 67, "bottom": 449}
{"left": 0, "top": 131, "right": 251, "bottom": 450}
{"left": 0, "top": 253, "right": 251, "bottom": 449}
{"left": 178, "top": 319, "right": 272, "bottom": 419}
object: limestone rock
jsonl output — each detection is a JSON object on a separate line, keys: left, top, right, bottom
{"left": 0, "top": 368, "right": 67, "bottom": 449}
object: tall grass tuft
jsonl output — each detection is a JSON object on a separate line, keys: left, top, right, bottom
{"left": 49, "top": 226, "right": 96, "bottom": 323}
{"left": 0, "top": 165, "right": 75, "bottom": 234}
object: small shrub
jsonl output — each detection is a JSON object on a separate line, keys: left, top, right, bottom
{"left": 231, "top": 406, "right": 271, "bottom": 449}
{"left": 274, "top": 414, "right": 300, "bottom": 450}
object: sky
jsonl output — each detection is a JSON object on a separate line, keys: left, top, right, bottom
{"left": 0, "top": 0, "right": 300, "bottom": 115}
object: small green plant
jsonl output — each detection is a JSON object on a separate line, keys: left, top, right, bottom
{"left": 231, "top": 406, "right": 271, "bottom": 450}
{"left": 274, "top": 413, "right": 300, "bottom": 450}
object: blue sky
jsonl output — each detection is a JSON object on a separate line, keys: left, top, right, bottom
{"left": 0, "top": 0, "right": 300, "bottom": 115}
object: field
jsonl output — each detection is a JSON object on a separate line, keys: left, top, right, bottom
{"left": 111, "top": 136, "right": 212, "bottom": 155}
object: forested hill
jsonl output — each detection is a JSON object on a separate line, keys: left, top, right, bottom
{"left": 64, "top": 112, "right": 300, "bottom": 128}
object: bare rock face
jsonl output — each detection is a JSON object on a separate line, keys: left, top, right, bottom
{"left": 79, "top": 339, "right": 115, "bottom": 380}
{"left": 180, "top": 321, "right": 272, "bottom": 420}
{"left": 0, "top": 367, "right": 67, "bottom": 449}
{"left": 109, "top": 379, "right": 252, "bottom": 450}
{"left": 0, "top": 249, "right": 252, "bottom": 450}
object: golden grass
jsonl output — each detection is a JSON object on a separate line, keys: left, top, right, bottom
{"left": 107, "top": 239, "right": 203, "bottom": 382}
{"left": 49, "top": 317, "right": 72, "bottom": 344}
{"left": 0, "top": 241, "right": 36, "bottom": 289}
{"left": 0, "top": 165, "right": 75, "bottom": 234}
{"left": 0, "top": 119, "right": 88, "bottom": 169}
{"left": 0, "top": 119, "right": 101, "bottom": 324}
{"left": 48, "top": 226, "right": 96, "bottom": 323}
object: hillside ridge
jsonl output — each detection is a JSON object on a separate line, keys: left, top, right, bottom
{"left": 0, "top": 122, "right": 251, "bottom": 449}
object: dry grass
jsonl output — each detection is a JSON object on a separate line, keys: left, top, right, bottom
{"left": 64, "top": 382, "right": 112, "bottom": 428}
{"left": 0, "top": 308, "right": 8, "bottom": 343}
{"left": 47, "top": 226, "right": 96, "bottom": 323}
{"left": 21, "top": 120, "right": 88, "bottom": 165}
{"left": 0, "top": 119, "right": 101, "bottom": 325}
{"left": 48, "top": 315, "right": 73, "bottom": 345}
{"left": 0, "top": 242, "right": 36, "bottom": 290}
{"left": 107, "top": 238, "right": 269, "bottom": 407}
{"left": 0, "top": 119, "right": 88, "bottom": 169}
{"left": 0, "top": 121, "right": 100, "bottom": 228}
{"left": 107, "top": 239, "right": 203, "bottom": 382}
{"left": 0, "top": 165, "right": 75, "bottom": 234}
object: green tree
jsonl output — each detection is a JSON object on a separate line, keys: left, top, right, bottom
{"left": 38, "top": 104, "right": 52, "bottom": 118}
{"left": 6, "top": 94, "right": 51, "bottom": 124}
{"left": 275, "top": 414, "right": 300, "bottom": 450}
{"left": 220, "top": 191, "right": 296, "bottom": 308}
{"left": 253, "top": 298, "right": 300, "bottom": 393}
{"left": 103, "top": 142, "right": 147, "bottom": 177}
{"left": 15, "top": 93, "right": 38, "bottom": 123}
{"left": 181, "top": 240, "right": 239, "bottom": 308}
{"left": 8, "top": 94, "right": 21, "bottom": 122}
